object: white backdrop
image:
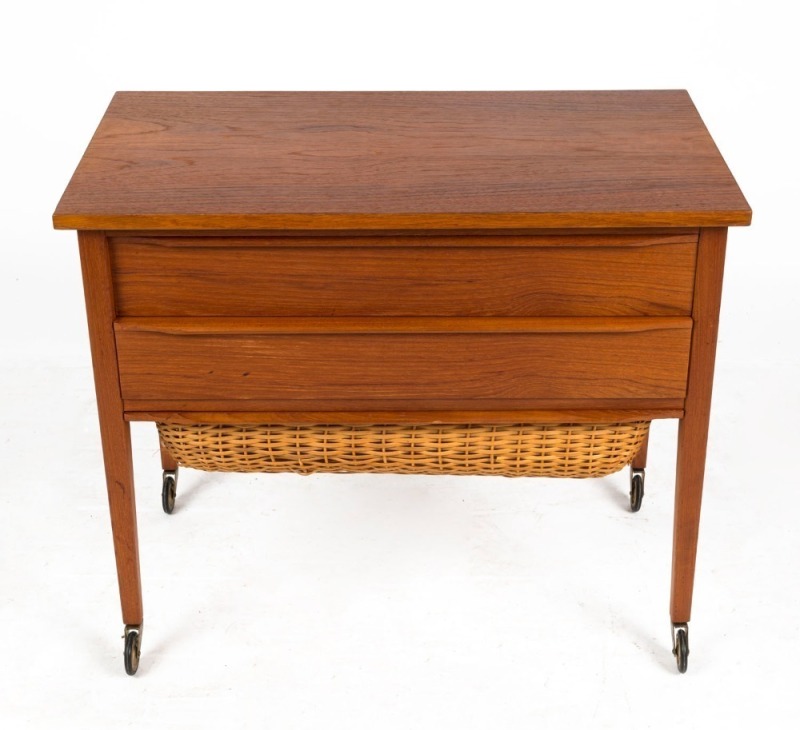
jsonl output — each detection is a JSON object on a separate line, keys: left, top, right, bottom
{"left": 1, "top": 1, "right": 797, "bottom": 728}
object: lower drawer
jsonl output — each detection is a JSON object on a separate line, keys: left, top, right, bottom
{"left": 115, "top": 317, "right": 691, "bottom": 406}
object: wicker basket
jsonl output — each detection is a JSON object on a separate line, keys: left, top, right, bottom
{"left": 157, "top": 422, "right": 649, "bottom": 479}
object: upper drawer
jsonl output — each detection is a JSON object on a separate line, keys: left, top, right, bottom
{"left": 108, "top": 233, "right": 697, "bottom": 317}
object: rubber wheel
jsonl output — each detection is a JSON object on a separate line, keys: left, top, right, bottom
{"left": 674, "top": 628, "right": 689, "bottom": 674}
{"left": 162, "top": 473, "right": 177, "bottom": 514}
{"left": 124, "top": 630, "right": 141, "bottom": 676}
{"left": 630, "top": 472, "right": 644, "bottom": 512}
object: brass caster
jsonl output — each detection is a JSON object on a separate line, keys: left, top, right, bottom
{"left": 162, "top": 468, "right": 178, "bottom": 514}
{"left": 123, "top": 625, "right": 142, "bottom": 676}
{"left": 672, "top": 622, "right": 689, "bottom": 673}
{"left": 630, "top": 467, "right": 645, "bottom": 512}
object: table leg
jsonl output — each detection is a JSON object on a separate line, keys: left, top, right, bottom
{"left": 669, "top": 227, "right": 727, "bottom": 672}
{"left": 632, "top": 430, "right": 649, "bottom": 470}
{"left": 160, "top": 439, "right": 178, "bottom": 472}
{"left": 97, "top": 414, "right": 142, "bottom": 626}
{"left": 79, "top": 232, "right": 143, "bottom": 672}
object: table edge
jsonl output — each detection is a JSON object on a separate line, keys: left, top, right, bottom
{"left": 52, "top": 210, "right": 753, "bottom": 231}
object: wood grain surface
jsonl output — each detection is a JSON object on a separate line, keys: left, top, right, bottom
{"left": 113, "top": 315, "right": 692, "bottom": 335}
{"left": 671, "top": 228, "right": 728, "bottom": 623}
{"left": 110, "top": 237, "right": 697, "bottom": 317}
{"left": 54, "top": 91, "right": 751, "bottom": 230}
{"left": 78, "top": 232, "right": 143, "bottom": 626}
{"left": 114, "top": 319, "right": 691, "bottom": 403}
{"left": 126, "top": 407, "right": 684, "bottom": 425}
{"left": 632, "top": 430, "right": 650, "bottom": 470}
{"left": 107, "top": 229, "right": 701, "bottom": 241}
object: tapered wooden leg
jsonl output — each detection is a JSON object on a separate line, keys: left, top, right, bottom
{"left": 672, "top": 420, "right": 708, "bottom": 623}
{"left": 160, "top": 439, "right": 178, "bottom": 472}
{"left": 79, "top": 231, "right": 143, "bottom": 627}
{"left": 632, "top": 430, "right": 649, "bottom": 470}
{"left": 98, "top": 417, "right": 142, "bottom": 625}
{"left": 670, "top": 228, "right": 727, "bottom": 624}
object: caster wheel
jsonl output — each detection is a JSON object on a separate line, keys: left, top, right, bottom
{"left": 162, "top": 469, "right": 178, "bottom": 514}
{"left": 123, "top": 626, "right": 142, "bottom": 676}
{"left": 672, "top": 623, "right": 689, "bottom": 674}
{"left": 629, "top": 467, "right": 645, "bottom": 512}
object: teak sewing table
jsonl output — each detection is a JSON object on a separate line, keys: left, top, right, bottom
{"left": 53, "top": 91, "right": 751, "bottom": 674}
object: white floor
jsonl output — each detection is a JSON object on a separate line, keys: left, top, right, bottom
{"left": 2, "top": 357, "right": 799, "bottom": 729}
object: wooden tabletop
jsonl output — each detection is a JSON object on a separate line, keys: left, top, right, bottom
{"left": 53, "top": 91, "right": 751, "bottom": 231}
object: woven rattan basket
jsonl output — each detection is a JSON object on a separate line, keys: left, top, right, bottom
{"left": 157, "top": 422, "right": 650, "bottom": 478}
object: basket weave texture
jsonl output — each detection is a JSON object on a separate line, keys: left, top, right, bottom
{"left": 157, "top": 422, "right": 650, "bottom": 478}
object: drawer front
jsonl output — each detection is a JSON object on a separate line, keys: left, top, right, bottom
{"left": 109, "top": 234, "right": 697, "bottom": 317}
{"left": 115, "top": 317, "right": 691, "bottom": 405}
